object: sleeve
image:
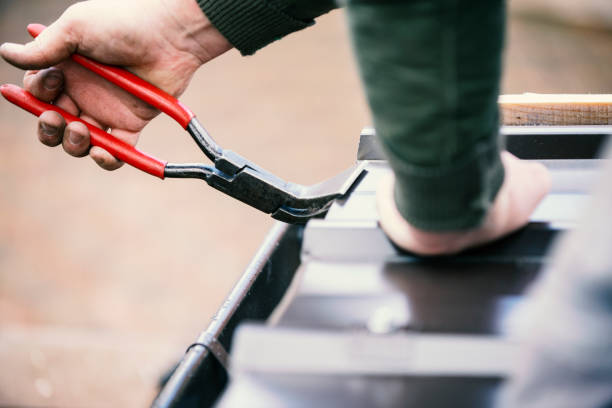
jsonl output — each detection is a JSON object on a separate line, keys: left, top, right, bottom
{"left": 346, "top": 0, "right": 506, "bottom": 231}
{"left": 196, "top": 0, "right": 338, "bottom": 55}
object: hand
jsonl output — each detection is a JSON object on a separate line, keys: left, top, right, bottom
{"left": 0, "top": 0, "right": 231, "bottom": 170}
{"left": 377, "top": 152, "right": 551, "bottom": 256}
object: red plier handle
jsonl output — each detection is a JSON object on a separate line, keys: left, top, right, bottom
{"left": 1, "top": 84, "right": 167, "bottom": 177}
{"left": 1, "top": 24, "right": 364, "bottom": 224}
{"left": 0, "top": 24, "right": 215, "bottom": 179}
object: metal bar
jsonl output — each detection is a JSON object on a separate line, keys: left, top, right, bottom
{"left": 152, "top": 223, "right": 304, "bottom": 408}
{"left": 186, "top": 333, "right": 230, "bottom": 372}
{"left": 231, "top": 324, "right": 516, "bottom": 377}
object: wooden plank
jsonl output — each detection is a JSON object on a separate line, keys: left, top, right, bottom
{"left": 499, "top": 94, "right": 612, "bottom": 125}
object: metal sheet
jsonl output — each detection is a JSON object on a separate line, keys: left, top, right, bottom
{"left": 218, "top": 374, "right": 500, "bottom": 408}
{"left": 302, "top": 219, "right": 558, "bottom": 263}
{"left": 357, "top": 126, "right": 612, "bottom": 161}
{"left": 230, "top": 325, "right": 516, "bottom": 377}
{"left": 193, "top": 127, "right": 608, "bottom": 408}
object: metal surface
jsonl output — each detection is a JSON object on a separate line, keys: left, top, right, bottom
{"left": 317, "top": 147, "right": 609, "bottom": 262}
{"left": 218, "top": 251, "right": 538, "bottom": 407}
{"left": 231, "top": 325, "right": 516, "bottom": 376}
{"left": 358, "top": 126, "right": 612, "bottom": 161}
{"left": 165, "top": 118, "right": 367, "bottom": 224}
{"left": 215, "top": 127, "right": 607, "bottom": 408}
{"left": 152, "top": 223, "right": 304, "bottom": 408}
{"left": 301, "top": 218, "right": 558, "bottom": 263}
{"left": 275, "top": 260, "right": 538, "bottom": 335}
{"left": 218, "top": 374, "right": 500, "bottom": 408}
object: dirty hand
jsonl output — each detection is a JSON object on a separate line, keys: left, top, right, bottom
{"left": 377, "top": 152, "right": 551, "bottom": 256}
{"left": 0, "top": 0, "right": 231, "bottom": 170}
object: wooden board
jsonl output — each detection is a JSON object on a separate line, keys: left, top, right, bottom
{"left": 500, "top": 94, "right": 612, "bottom": 125}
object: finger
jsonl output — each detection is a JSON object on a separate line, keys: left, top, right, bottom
{"left": 79, "top": 114, "right": 119, "bottom": 170}
{"left": 38, "top": 111, "right": 66, "bottom": 147}
{"left": 109, "top": 128, "right": 139, "bottom": 147}
{"left": 90, "top": 146, "right": 124, "bottom": 171}
{"left": 0, "top": 16, "right": 77, "bottom": 69}
{"left": 23, "top": 67, "right": 65, "bottom": 102}
{"left": 62, "top": 121, "right": 91, "bottom": 158}
{"left": 89, "top": 128, "right": 139, "bottom": 171}
{"left": 55, "top": 93, "right": 81, "bottom": 117}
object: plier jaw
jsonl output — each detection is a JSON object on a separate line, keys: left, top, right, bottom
{"left": 1, "top": 23, "right": 366, "bottom": 224}
{"left": 165, "top": 142, "right": 367, "bottom": 224}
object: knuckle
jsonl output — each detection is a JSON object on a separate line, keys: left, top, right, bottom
{"left": 62, "top": 2, "right": 84, "bottom": 21}
{"left": 60, "top": 4, "right": 85, "bottom": 43}
{"left": 30, "top": 69, "right": 64, "bottom": 98}
{"left": 23, "top": 70, "right": 39, "bottom": 90}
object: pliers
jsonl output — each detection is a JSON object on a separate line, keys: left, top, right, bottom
{"left": 1, "top": 24, "right": 365, "bottom": 224}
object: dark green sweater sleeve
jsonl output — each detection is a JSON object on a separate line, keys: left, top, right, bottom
{"left": 347, "top": 0, "right": 505, "bottom": 230}
{"left": 196, "top": 0, "right": 338, "bottom": 55}
{"left": 195, "top": 0, "right": 505, "bottom": 231}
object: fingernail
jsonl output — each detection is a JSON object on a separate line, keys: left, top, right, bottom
{"left": 40, "top": 122, "right": 57, "bottom": 136}
{"left": 43, "top": 72, "right": 62, "bottom": 91}
{"left": 68, "top": 130, "right": 84, "bottom": 145}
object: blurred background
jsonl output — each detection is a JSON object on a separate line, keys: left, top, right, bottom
{"left": 0, "top": 0, "right": 610, "bottom": 406}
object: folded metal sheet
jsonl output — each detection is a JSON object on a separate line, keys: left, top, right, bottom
{"left": 215, "top": 127, "right": 609, "bottom": 408}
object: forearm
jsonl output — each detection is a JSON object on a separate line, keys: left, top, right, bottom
{"left": 196, "top": 0, "right": 338, "bottom": 55}
{"left": 347, "top": 0, "right": 506, "bottom": 231}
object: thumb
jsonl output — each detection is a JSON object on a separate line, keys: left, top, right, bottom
{"left": 1, "top": 20, "right": 77, "bottom": 70}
